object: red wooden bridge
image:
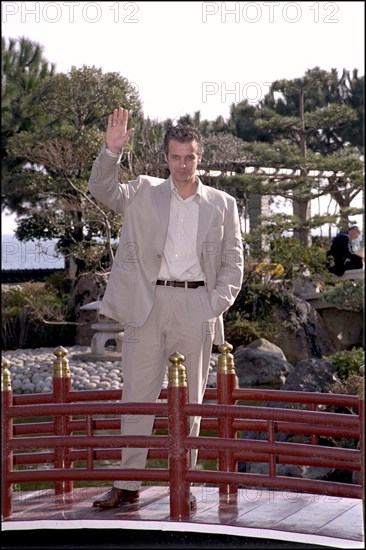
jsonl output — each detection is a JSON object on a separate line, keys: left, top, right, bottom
{"left": 1, "top": 344, "right": 364, "bottom": 549}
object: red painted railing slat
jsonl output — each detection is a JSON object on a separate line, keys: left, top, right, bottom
{"left": 1, "top": 348, "right": 364, "bottom": 521}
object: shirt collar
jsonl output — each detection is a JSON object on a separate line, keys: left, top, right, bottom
{"left": 169, "top": 176, "right": 202, "bottom": 202}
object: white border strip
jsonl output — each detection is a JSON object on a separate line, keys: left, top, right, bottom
{"left": 1, "top": 519, "right": 363, "bottom": 549}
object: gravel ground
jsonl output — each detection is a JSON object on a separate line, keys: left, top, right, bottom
{"left": 2, "top": 346, "right": 218, "bottom": 394}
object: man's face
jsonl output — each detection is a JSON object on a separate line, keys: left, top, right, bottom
{"left": 165, "top": 139, "right": 202, "bottom": 185}
{"left": 349, "top": 227, "right": 361, "bottom": 241}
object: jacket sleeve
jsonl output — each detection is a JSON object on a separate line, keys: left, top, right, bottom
{"left": 88, "top": 145, "right": 141, "bottom": 214}
{"left": 330, "top": 234, "right": 350, "bottom": 260}
{"left": 210, "top": 197, "right": 244, "bottom": 316}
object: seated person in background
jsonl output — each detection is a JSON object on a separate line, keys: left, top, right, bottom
{"left": 326, "top": 225, "right": 364, "bottom": 276}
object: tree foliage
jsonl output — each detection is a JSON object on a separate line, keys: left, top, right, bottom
{"left": 228, "top": 68, "right": 364, "bottom": 241}
{"left": 5, "top": 65, "right": 142, "bottom": 277}
{"left": 1, "top": 36, "right": 56, "bottom": 191}
{"left": 2, "top": 44, "right": 363, "bottom": 279}
{"left": 261, "top": 66, "right": 364, "bottom": 152}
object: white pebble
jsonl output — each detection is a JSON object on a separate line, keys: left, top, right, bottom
{"left": 84, "top": 382, "right": 98, "bottom": 390}
{"left": 4, "top": 346, "right": 217, "bottom": 394}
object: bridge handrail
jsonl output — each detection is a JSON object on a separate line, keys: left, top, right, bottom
{"left": 1, "top": 344, "right": 364, "bottom": 521}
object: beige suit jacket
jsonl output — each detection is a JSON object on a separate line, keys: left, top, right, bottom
{"left": 88, "top": 146, "right": 244, "bottom": 344}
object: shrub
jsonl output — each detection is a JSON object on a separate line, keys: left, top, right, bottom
{"left": 323, "top": 347, "right": 365, "bottom": 380}
{"left": 1, "top": 281, "right": 75, "bottom": 350}
{"left": 223, "top": 282, "right": 306, "bottom": 350}
{"left": 320, "top": 280, "right": 364, "bottom": 312}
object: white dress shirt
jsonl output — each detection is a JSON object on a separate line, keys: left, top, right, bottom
{"left": 158, "top": 178, "right": 206, "bottom": 282}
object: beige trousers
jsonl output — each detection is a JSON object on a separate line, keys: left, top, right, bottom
{"left": 114, "top": 284, "right": 217, "bottom": 491}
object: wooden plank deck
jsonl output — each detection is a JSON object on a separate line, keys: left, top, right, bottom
{"left": 1, "top": 486, "right": 364, "bottom": 549}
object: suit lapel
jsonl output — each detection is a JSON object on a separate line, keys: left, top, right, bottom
{"left": 197, "top": 185, "right": 214, "bottom": 256}
{"left": 155, "top": 179, "right": 171, "bottom": 246}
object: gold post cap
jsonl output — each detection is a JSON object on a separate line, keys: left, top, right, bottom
{"left": 53, "top": 346, "right": 70, "bottom": 378}
{"left": 217, "top": 342, "right": 236, "bottom": 374}
{"left": 168, "top": 351, "right": 187, "bottom": 387}
{"left": 359, "top": 364, "right": 364, "bottom": 401}
{"left": 1, "top": 356, "right": 12, "bottom": 392}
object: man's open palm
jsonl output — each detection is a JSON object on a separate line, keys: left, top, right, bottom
{"left": 106, "top": 107, "right": 134, "bottom": 154}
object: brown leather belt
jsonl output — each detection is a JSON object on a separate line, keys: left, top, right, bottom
{"left": 156, "top": 280, "right": 205, "bottom": 289}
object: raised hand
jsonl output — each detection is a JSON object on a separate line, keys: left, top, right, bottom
{"left": 106, "top": 107, "right": 135, "bottom": 154}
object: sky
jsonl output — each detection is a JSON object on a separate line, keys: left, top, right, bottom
{"left": 1, "top": 1, "right": 365, "bottom": 234}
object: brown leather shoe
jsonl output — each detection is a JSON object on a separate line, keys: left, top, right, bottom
{"left": 190, "top": 492, "right": 197, "bottom": 511}
{"left": 93, "top": 487, "right": 139, "bottom": 508}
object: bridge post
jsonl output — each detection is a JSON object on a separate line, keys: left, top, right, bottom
{"left": 167, "top": 351, "right": 190, "bottom": 520}
{"left": 217, "top": 342, "right": 238, "bottom": 496}
{"left": 1, "top": 357, "right": 13, "bottom": 518}
{"left": 53, "top": 346, "right": 73, "bottom": 495}
{"left": 359, "top": 364, "right": 364, "bottom": 518}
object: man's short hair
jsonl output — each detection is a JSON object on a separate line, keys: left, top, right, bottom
{"left": 163, "top": 125, "right": 203, "bottom": 155}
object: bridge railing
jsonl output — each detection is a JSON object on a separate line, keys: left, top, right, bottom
{"left": 1, "top": 343, "right": 364, "bottom": 520}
